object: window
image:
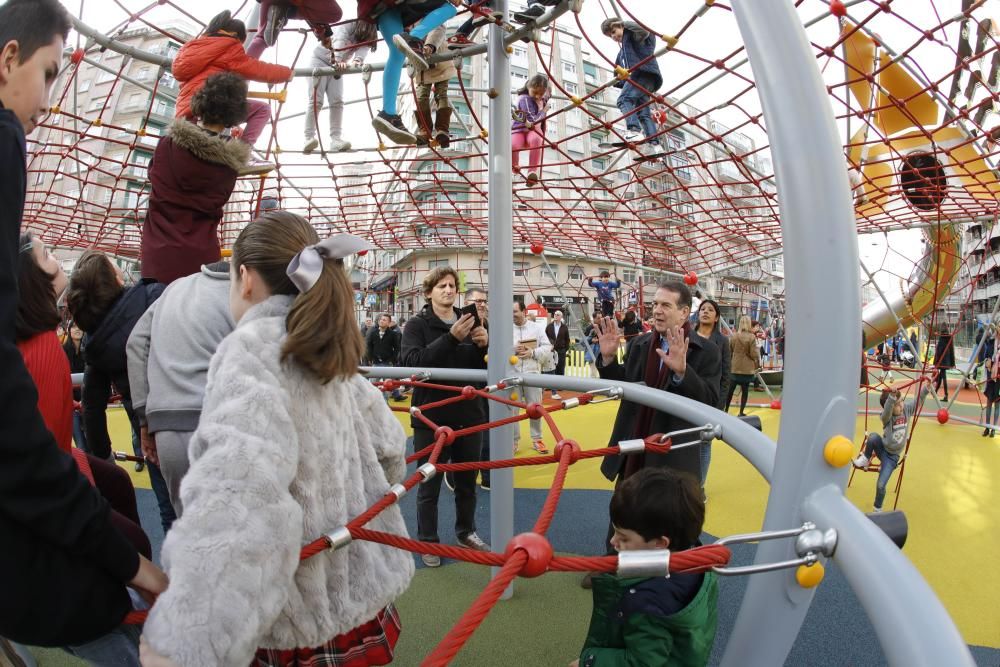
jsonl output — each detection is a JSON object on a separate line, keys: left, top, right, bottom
{"left": 565, "top": 81, "right": 578, "bottom": 95}
{"left": 88, "top": 97, "right": 106, "bottom": 112}
{"left": 569, "top": 265, "right": 583, "bottom": 280}
{"left": 563, "top": 62, "right": 577, "bottom": 76}
{"left": 136, "top": 67, "right": 150, "bottom": 81}
{"left": 78, "top": 79, "right": 91, "bottom": 93}
{"left": 125, "top": 92, "right": 142, "bottom": 109}
{"left": 623, "top": 269, "right": 636, "bottom": 283}
{"left": 545, "top": 264, "right": 559, "bottom": 280}
{"left": 592, "top": 158, "right": 607, "bottom": 171}
{"left": 96, "top": 70, "right": 115, "bottom": 84}
{"left": 428, "top": 258, "right": 449, "bottom": 270}
{"left": 479, "top": 258, "right": 489, "bottom": 277}
{"left": 643, "top": 270, "right": 659, "bottom": 283}
{"left": 514, "top": 261, "right": 528, "bottom": 277}
{"left": 153, "top": 98, "right": 174, "bottom": 116}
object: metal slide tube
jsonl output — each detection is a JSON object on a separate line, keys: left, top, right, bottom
{"left": 486, "top": 0, "right": 514, "bottom": 594}
{"left": 722, "top": 1, "right": 862, "bottom": 664}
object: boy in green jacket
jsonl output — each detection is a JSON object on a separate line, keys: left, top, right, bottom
{"left": 572, "top": 468, "right": 718, "bottom": 666}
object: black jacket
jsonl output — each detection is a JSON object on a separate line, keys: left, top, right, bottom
{"left": 63, "top": 339, "right": 85, "bottom": 401}
{"left": 704, "top": 327, "right": 732, "bottom": 412}
{"left": 0, "top": 106, "right": 139, "bottom": 646}
{"left": 596, "top": 330, "right": 721, "bottom": 481}
{"left": 401, "top": 304, "right": 488, "bottom": 428}
{"left": 545, "top": 320, "right": 570, "bottom": 352}
{"left": 82, "top": 280, "right": 164, "bottom": 459}
{"left": 366, "top": 325, "right": 401, "bottom": 364}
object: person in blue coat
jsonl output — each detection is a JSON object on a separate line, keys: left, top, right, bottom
{"left": 601, "top": 17, "right": 663, "bottom": 156}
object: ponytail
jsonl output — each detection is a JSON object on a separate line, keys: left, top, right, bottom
{"left": 232, "top": 211, "right": 363, "bottom": 383}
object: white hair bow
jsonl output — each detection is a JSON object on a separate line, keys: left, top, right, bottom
{"left": 286, "top": 233, "right": 371, "bottom": 293}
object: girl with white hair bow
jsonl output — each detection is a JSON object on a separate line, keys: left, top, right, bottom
{"left": 140, "top": 211, "right": 414, "bottom": 667}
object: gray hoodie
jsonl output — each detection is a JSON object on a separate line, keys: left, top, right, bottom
{"left": 126, "top": 262, "right": 234, "bottom": 433}
{"left": 881, "top": 386, "right": 929, "bottom": 456}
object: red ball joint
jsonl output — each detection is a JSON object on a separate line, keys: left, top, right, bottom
{"left": 683, "top": 271, "right": 698, "bottom": 286}
{"left": 382, "top": 380, "right": 396, "bottom": 393}
{"left": 936, "top": 408, "right": 949, "bottom": 424}
{"left": 357, "top": 249, "right": 368, "bottom": 256}
{"left": 461, "top": 385, "right": 476, "bottom": 398}
{"left": 434, "top": 425, "right": 456, "bottom": 446}
{"left": 505, "top": 532, "right": 554, "bottom": 578}
{"left": 525, "top": 402, "right": 546, "bottom": 420}
{"left": 530, "top": 241, "right": 545, "bottom": 255}
{"left": 770, "top": 399, "right": 782, "bottom": 410}
{"left": 830, "top": 0, "right": 847, "bottom": 17}
{"left": 554, "top": 439, "right": 581, "bottom": 463}
{"left": 70, "top": 48, "right": 85, "bottom": 65}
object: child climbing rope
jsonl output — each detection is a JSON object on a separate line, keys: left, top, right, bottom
{"left": 142, "top": 72, "right": 254, "bottom": 285}
{"left": 172, "top": 10, "right": 293, "bottom": 174}
{"left": 246, "top": 0, "right": 344, "bottom": 58}
{"left": 139, "top": 212, "right": 414, "bottom": 667}
{"left": 588, "top": 270, "right": 620, "bottom": 317}
{"left": 571, "top": 467, "right": 718, "bottom": 666}
{"left": 511, "top": 73, "right": 549, "bottom": 187}
{"left": 304, "top": 21, "right": 377, "bottom": 154}
{"left": 358, "top": 0, "right": 459, "bottom": 145}
{"left": 853, "top": 385, "right": 929, "bottom": 512}
{"left": 600, "top": 17, "right": 664, "bottom": 158}
{"left": 411, "top": 26, "right": 455, "bottom": 147}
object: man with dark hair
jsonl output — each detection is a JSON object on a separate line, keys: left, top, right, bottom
{"left": 367, "top": 313, "right": 404, "bottom": 400}
{"left": 574, "top": 467, "right": 718, "bottom": 666}
{"left": 401, "top": 266, "right": 490, "bottom": 565}
{"left": 600, "top": 17, "right": 664, "bottom": 158}
{"left": 584, "top": 280, "right": 721, "bottom": 586}
{"left": 0, "top": 0, "right": 167, "bottom": 657}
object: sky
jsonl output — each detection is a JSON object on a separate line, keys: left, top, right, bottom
{"left": 68, "top": 0, "right": 999, "bottom": 297}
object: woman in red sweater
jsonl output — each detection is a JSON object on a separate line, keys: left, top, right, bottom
{"left": 15, "top": 233, "right": 150, "bottom": 559}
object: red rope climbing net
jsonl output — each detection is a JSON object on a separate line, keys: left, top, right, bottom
{"left": 122, "top": 377, "right": 732, "bottom": 665}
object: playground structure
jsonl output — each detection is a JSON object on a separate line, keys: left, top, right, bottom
{"left": 27, "top": 0, "right": 1000, "bottom": 664}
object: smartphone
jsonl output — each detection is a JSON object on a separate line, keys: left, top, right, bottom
{"left": 461, "top": 303, "right": 481, "bottom": 329}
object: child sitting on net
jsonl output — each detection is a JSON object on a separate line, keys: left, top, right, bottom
{"left": 172, "top": 10, "right": 293, "bottom": 174}
{"left": 511, "top": 73, "right": 550, "bottom": 187}
{"left": 140, "top": 212, "right": 414, "bottom": 667}
{"left": 247, "top": 0, "right": 344, "bottom": 58}
{"left": 304, "top": 21, "right": 377, "bottom": 154}
{"left": 853, "top": 383, "right": 929, "bottom": 512}
{"left": 411, "top": 26, "right": 456, "bottom": 147}
{"left": 571, "top": 467, "right": 718, "bottom": 666}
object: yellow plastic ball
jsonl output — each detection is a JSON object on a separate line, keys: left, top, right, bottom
{"left": 510, "top": 392, "right": 519, "bottom": 401}
{"left": 823, "top": 435, "right": 854, "bottom": 468}
{"left": 483, "top": 354, "right": 488, "bottom": 362}
{"left": 220, "top": 248, "right": 232, "bottom": 258}
{"left": 508, "top": 355, "right": 519, "bottom": 366}
{"left": 796, "top": 562, "right": 825, "bottom": 588}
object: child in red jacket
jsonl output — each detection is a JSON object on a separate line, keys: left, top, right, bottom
{"left": 172, "top": 10, "right": 292, "bottom": 172}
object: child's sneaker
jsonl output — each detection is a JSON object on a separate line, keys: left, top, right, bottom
{"left": 513, "top": 4, "right": 544, "bottom": 23}
{"left": 532, "top": 439, "right": 549, "bottom": 454}
{"left": 303, "top": 137, "right": 319, "bottom": 155}
{"left": 372, "top": 111, "right": 416, "bottom": 145}
{"left": 238, "top": 158, "right": 276, "bottom": 176}
{"left": 421, "top": 553, "right": 441, "bottom": 567}
{"left": 872, "top": 505, "right": 883, "bottom": 513}
{"left": 447, "top": 34, "right": 475, "bottom": 50}
{"left": 328, "top": 137, "right": 351, "bottom": 152}
{"left": 851, "top": 454, "right": 869, "bottom": 470}
{"left": 525, "top": 172, "right": 540, "bottom": 187}
{"left": 263, "top": 4, "right": 290, "bottom": 46}
{"left": 392, "top": 33, "right": 429, "bottom": 71}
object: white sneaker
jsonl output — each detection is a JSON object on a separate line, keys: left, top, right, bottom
{"left": 852, "top": 454, "right": 869, "bottom": 470}
{"left": 238, "top": 159, "right": 275, "bottom": 176}
{"left": 623, "top": 130, "right": 644, "bottom": 145}
{"left": 328, "top": 137, "right": 351, "bottom": 152}
{"left": 303, "top": 137, "right": 319, "bottom": 155}
{"left": 551, "top": 392, "right": 562, "bottom": 400}
{"left": 872, "top": 506, "right": 883, "bottom": 513}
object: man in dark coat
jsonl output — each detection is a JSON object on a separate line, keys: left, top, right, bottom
{"left": 545, "top": 309, "right": 570, "bottom": 394}
{"left": 586, "top": 281, "right": 721, "bottom": 578}
{"left": 367, "top": 313, "right": 403, "bottom": 400}
{"left": 0, "top": 0, "right": 166, "bottom": 651}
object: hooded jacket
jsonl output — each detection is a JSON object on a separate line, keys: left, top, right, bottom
{"left": 612, "top": 21, "right": 663, "bottom": 92}
{"left": 82, "top": 279, "right": 164, "bottom": 459}
{"left": 401, "top": 303, "right": 488, "bottom": 428}
{"left": 143, "top": 296, "right": 414, "bottom": 666}
{"left": 414, "top": 27, "right": 457, "bottom": 85}
{"left": 0, "top": 104, "right": 139, "bottom": 647}
{"left": 127, "top": 262, "right": 234, "bottom": 432}
{"left": 141, "top": 119, "right": 249, "bottom": 285}
{"left": 172, "top": 35, "right": 291, "bottom": 120}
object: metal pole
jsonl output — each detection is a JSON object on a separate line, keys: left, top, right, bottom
{"left": 722, "top": 2, "right": 861, "bottom": 664}
{"left": 486, "top": 0, "right": 514, "bottom": 597}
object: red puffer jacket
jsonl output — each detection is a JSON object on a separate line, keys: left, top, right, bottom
{"left": 356, "top": 0, "right": 403, "bottom": 22}
{"left": 172, "top": 36, "right": 291, "bottom": 119}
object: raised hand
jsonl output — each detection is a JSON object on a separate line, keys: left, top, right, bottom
{"left": 595, "top": 316, "right": 621, "bottom": 366}
{"left": 654, "top": 325, "right": 688, "bottom": 378}
{"left": 450, "top": 313, "right": 475, "bottom": 342}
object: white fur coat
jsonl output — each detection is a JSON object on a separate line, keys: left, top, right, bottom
{"left": 144, "top": 296, "right": 414, "bottom": 667}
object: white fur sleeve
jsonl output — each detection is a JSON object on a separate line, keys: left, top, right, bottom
{"left": 357, "top": 377, "right": 407, "bottom": 485}
{"left": 144, "top": 331, "right": 303, "bottom": 667}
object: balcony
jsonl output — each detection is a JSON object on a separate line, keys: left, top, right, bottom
{"left": 640, "top": 229, "right": 687, "bottom": 250}
{"left": 722, "top": 265, "right": 766, "bottom": 283}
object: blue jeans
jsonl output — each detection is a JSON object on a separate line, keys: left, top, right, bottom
{"left": 72, "top": 409, "right": 87, "bottom": 450}
{"left": 373, "top": 362, "right": 403, "bottom": 399}
{"left": 63, "top": 590, "right": 145, "bottom": 666}
{"left": 617, "top": 72, "right": 659, "bottom": 143}
{"left": 864, "top": 433, "right": 900, "bottom": 509}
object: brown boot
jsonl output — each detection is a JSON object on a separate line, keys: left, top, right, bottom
{"left": 434, "top": 107, "right": 452, "bottom": 148}
{"left": 414, "top": 100, "right": 433, "bottom": 146}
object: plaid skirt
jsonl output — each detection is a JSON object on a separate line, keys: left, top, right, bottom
{"left": 252, "top": 605, "right": 401, "bottom": 667}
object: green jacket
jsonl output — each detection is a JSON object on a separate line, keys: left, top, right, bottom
{"left": 579, "top": 571, "right": 718, "bottom": 666}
